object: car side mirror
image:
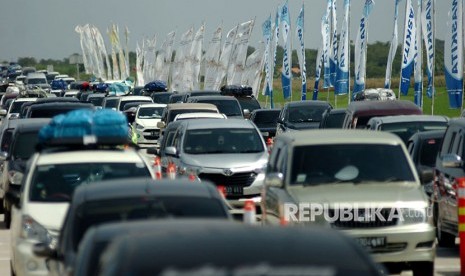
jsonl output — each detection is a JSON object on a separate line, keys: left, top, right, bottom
{"left": 243, "top": 109, "right": 250, "bottom": 118}
{"left": 157, "top": 121, "right": 166, "bottom": 129}
{"left": 33, "top": 242, "right": 60, "bottom": 260}
{"left": 9, "top": 113, "right": 19, "bottom": 120}
{"left": 0, "top": 109, "right": 7, "bottom": 116}
{"left": 0, "top": 151, "right": 7, "bottom": 162}
{"left": 419, "top": 168, "right": 434, "bottom": 184}
{"left": 146, "top": 147, "right": 159, "bottom": 155}
{"left": 277, "top": 118, "right": 284, "bottom": 124}
{"left": 265, "top": 172, "right": 284, "bottom": 188}
{"left": 442, "top": 154, "right": 463, "bottom": 168}
{"left": 5, "top": 190, "right": 20, "bottom": 208}
{"left": 165, "top": 146, "right": 177, "bottom": 157}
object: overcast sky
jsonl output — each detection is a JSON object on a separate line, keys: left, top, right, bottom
{"left": 0, "top": 0, "right": 450, "bottom": 62}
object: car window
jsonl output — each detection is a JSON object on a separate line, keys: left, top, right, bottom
{"left": 380, "top": 122, "right": 447, "bottom": 144}
{"left": 29, "top": 163, "right": 151, "bottom": 202}
{"left": 420, "top": 138, "right": 443, "bottom": 167}
{"left": 137, "top": 107, "right": 164, "bottom": 119}
{"left": 1, "top": 129, "right": 13, "bottom": 152}
{"left": 252, "top": 111, "right": 280, "bottom": 125}
{"left": 104, "top": 99, "right": 118, "bottom": 109}
{"left": 288, "top": 106, "right": 329, "bottom": 123}
{"left": 198, "top": 100, "right": 242, "bottom": 116}
{"left": 236, "top": 97, "right": 261, "bottom": 111}
{"left": 11, "top": 131, "right": 39, "bottom": 159}
{"left": 291, "top": 144, "right": 415, "bottom": 185}
{"left": 168, "top": 109, "right": 217, "bottom": 123}
{"left": 183, "top": 128, "right": 264, "bottom": 154}
{"left": 119, "top": 100, "right": 152, "bottom": 111}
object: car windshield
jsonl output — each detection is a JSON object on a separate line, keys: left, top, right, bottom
{"left": 29, "top": 163, "right": 151, "bottom": 202}
{"left": 380, "top": 122, "right": 448, "bottom": 144}
{"left": 291, "top": 144, "right": 415, "bottom": 185}
{"left": 138, "top": 107, "right": 164, "bottom": 119}
{"left": 199, "top": 100, "right": 242, "bottom": 116}
{"left": 12, "top": 132, "right": 39, "bottom": 160}
{"left": 169, "top": 95, "right": 183, "bottom": 103}
{"left": 183, "top": 128, "right": 264, "bottom": 154}
{"left": 89, "top": 97, "right": 104, "bottom": 107}
{"left": 288, "top": 106, "right": 328, "bottom": 123}
{"left": 420, "top": 138, "right": 443, "bottom": 167}
{"left": 168, "top": 109, "right": 217, "bottom": 123}
{"left": 74, "top": 197, "right": 227, "bottom": 251}
{"left": 119, "top": 100, "right": 152, "bottom": 111}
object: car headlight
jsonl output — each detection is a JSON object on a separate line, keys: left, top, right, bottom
{"left": 179, "top": 164, "right": 202, "bottom": 175}
{"left": 135, "top": 123, "right": 144, "bottom": 130}
{"left": 398, "top": 208, "right": 430, "bottom": 225}
{"left": 254, "top": 163, "right": 268, "bottom": 174}
{"left": 20, "top": 215, "right": 56, "bottom": 246}
{"left": 8, "top": 170, "right": 23, "bottom": 185}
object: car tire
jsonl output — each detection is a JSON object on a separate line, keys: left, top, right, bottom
{"left": 411, "top": 261, "right": 434, "bottom": 276}
{"left": 436, "top": 214, "right": 456, "bottom": 247}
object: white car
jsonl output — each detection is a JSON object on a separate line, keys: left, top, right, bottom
{"left": 131, "top": 103, "right": 166, "bottom": 145}
{"left": 5, "top": 98, "right": 37, "bottom": 119}
{"left": 9, "top": 148, "right": 154, "bottom": 276}
{"left": 63, "top": 90, "right": 79, "bottom": 98}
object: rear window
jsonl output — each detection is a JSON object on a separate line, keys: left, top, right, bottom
{"left": 419, "top": 138, "right": 443, "bottom": 167}
{"left": 29, "top": 163, "right": 151, "bottom": 203}
{"left": 168, "top": 109, "right": 217, "bottom": 123}
{"left": 73, "top": 196, "right": 227, "bottom": 250}
{"left": 236, "top": 97, "right": 261, "bottom": 112}
{"left": 29, "top": 107, "right": 87, "bottom": 118}
{"left": 197, "top": 99, "right": 242, "bottom": 116}
{"left": 10, "top": 101, "right": 30, "bottom": 114}
{"left": 12, "top": 131, "right": 39, "bottom": 159}
{"left": 104, "top": 99, "right": 118, "bottom": 109}
{"left": 380, "top": 122, "right": 448, "bottom": 144}
{"left": 291, "top": 144, "right": 415, "bottom": 185}
{"left": 89, "top": 97, "right": 104, "bottom": 107}
{"left": 252, "top": 110, "right": 280, "bottom": 124}
{"left": 322, "top": 112, "right": 346, "bottom": 128}
{"left": 152, "top": 94, "right": 171, "bottom": 104}
{"left": 119, "top": 100, "right": 152, "bottom": 111}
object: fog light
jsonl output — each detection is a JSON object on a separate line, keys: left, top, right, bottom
{"left": 416, "top": 241, "right": 434, "bottom": 248}
{"left": 27, "top": 260, "right": 38, "bottom": 271}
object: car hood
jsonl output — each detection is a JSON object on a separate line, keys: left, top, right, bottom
{"left": 287, "top": 182, "right": 428, "bottom": 208}
{"left": 286, "top": 122, "right": 320, "bottom": 130}
{"left": 137, "top": 118, "right": 161, "bottom": 127}
{"left": 27, "top": 202, "right": 69, "bottom": 231}
{"left": 183, "top": 152, "right": 267, "bottom": 169}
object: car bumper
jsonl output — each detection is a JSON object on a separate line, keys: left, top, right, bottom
{"left": 134, "top": 129, "right": 160, "bottom": 144}
{"left": 12, "top": 238, "right": 48, "bottom": 276}
{"left": 342, "top": 223, "right": 436, "bottom": 263}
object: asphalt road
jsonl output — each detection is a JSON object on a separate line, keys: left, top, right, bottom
{"left": 0, "top": 216, "right": 460, "bottom": 276}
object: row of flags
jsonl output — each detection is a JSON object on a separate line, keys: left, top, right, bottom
{"left": 75, "top": 0, "right": 464, "bottom": 109}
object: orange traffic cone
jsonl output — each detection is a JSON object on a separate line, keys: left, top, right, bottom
{"left": 279, "top": 204, "right": 288, "bottom": 226}
{"left": 243, "top": 199, "right": 256, "bottom": 225}
{"left": 266, "top": 137, "right": 274, "bottom": 154}
{"left": 167, "top": 162, "right": 176, "bottom": 180}
{"left": 153, "top": 156, "right": 162, "bottom": 180}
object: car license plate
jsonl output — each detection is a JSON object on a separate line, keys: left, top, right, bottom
{"left": 151, "top": 131, "right": 158, "bottom": 136}
{"left": 225, "top": 186, "right": 243, "bottom": 195}
{"left": 355, "top": 237, "right": 386, "bottom": 249}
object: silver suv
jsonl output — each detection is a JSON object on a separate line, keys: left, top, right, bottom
{"left": 262, "top": 129, "right": 435, "bottom": 275}
{"left": 161, "top": 119, "right": 268, "bottom": 205}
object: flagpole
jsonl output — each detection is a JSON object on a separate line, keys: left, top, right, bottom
{"left": 431, "top": 0, "right": 435, "bottom": 115}
{"left": 348, "top": 1, "right": 351, "bottom": 105}
{"left": 399, "top": 0, "right": 408, "bottom": 100}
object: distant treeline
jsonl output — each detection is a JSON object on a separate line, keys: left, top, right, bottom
{"left": 9, "top": 39, "right": 445, "bottom": 86}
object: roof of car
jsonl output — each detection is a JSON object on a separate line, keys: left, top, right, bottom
{"left": 99, "top": 220, "right": 380, "bottom": 275}
{"left": 72, "top": 178, "right": 219, "bottom": 206}
{"left": 182, "top": 118, "right": 253, "bottom": 129}
{"left": 284, "top": 100, "right": 332, "bottom": 107}
{"left": 28, "top": 102, "right": 94, "bottom": 111}
{"left": 166, "top": 103, "right": 218, "bottom": 111}
{"left": 119, "top": 96, "right": 152, "bottom": 101}
{"left": 87, "top": 93, "right": 106, "bottom": 98}
{"left": 346, "top": 100, "right": 422, "bottom": 116}
{"left": 448, "top": 117, "right": 465, "bottom": 128}
{"left": 408, "top": 129, "right": 446, "bottom": 142}
{"left": 367, "top": 115, "right": 449, "bottom": 124}
{"left": 276, "top": 129, "right": 404, "bottom": 146}
{"left": 13, "top": 97, "right": 37, "bottom": 103}
{"left": 251, "top": 108, "right": 281, "bottom": 114}
{"left": 13, "top": 118, "right": 51, "bottom": 133}
{"left": 328, "top": 108, "right": 347, "bottom": 114}
{"left": 137, "top": 103, "right": 167, "bottom": 108}
{"left": 36, "top": 149, "right": 145, "bottom": 165}
{"left": 188, "top": 95, "right": 236, "bottom": 101}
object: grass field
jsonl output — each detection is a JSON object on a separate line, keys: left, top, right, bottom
{"left": 256, "top": 76, "right": 463, "bottom": 118}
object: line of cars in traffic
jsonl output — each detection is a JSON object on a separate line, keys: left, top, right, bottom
{"left": 0, "top": 80, "right": 461, "bottom": 275}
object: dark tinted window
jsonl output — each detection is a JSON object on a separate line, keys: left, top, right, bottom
{"left": 88, "top": 97, "right": 104, "bottom": 107}
{"left": 29, "top": 163, "right": 151, "bottom": 202}
{"left": 168, "top": 94, "right": 183, "bottom": 103}
{"left": 288, "top": 105, "right": 329, "bottom": 123}
{"left": 1, "top": 129, "right": 13, "bottom": 152}
{"left": 197, "top": 99, "right": 242, "bottom": 116}
{"left": 322, "top": 112, "right": 346, "bottom": 128}
{"left": 420, "top": 138, "right": 443, "bottom": 167}
{"left": 184, "top": 128, "right": 264, "bottom": 154}
{"left": 152, "top": 93, "right": 171, "bottom": 104}
{"left": 138, "top": 107, "right": 164, "bottom": 119}
{"left": 29, "top": 107, "right": 87, "bottom": 118}
{"left": 104, "top": 99, "right": 118, "bottom": 109}
{"left": 12, "top": 132, "right": 39, "bottom": 159}
{"left": 380, "top": 122, "right": 448, "bottom": 144}
{"left": 236, "top": 97, "right": 261, "bottom": 111}
{"left": 291, "top": 144, "right": 415, "bottom": 185}
{"left": 10, "top": 101, "right": 31, "bottom": 114}
{"left": 74, "top": 197, "right": 227, "bottom": 250}
{"left": 119, "top": 100, "right": 152, "bottom": 111}
{"left": 252, "top": 110, "right": 280, "bottom": 125}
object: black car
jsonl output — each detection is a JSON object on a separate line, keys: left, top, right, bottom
{"left": 249, "top": 108, "right": 281, "bottom": 138}
{"left": 276, "top": 100, "right": 332, "bottom": 135}
{"left": 168, "top": 93, "right": 183, "bottom": 104}
{"left": 0, "top": 118, "right": 51, "bottom": 228}
{"left": 319, "top": 108, "right": 346, "bottom": 129}
{"left": 187, "top": 95, "right": 243, "bottom": 119}
{"left": 96, "top": 220, "right": 384, "bottom": 276}
{"left": 179, "top": 90, "right": 221, "bottom": 103}
{"left": 407, "top": 130, "right": 445, "bottom": 199}
{"left": 25, "top": 102, "right": 94, "bottom": 118}
{"left": 35, "top": 178, "right": 231, "bottom": 276}
{"left": 20, "top": 97, "right": 80, "bottom": 118}
{"left": 86, "top": 93, "right": 106, "bottom": 107}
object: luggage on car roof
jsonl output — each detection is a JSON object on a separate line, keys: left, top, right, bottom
{"left": 220, "top": 85, "right": 253, "bottom": 96}
{"left": 144, "top": 80, "right": 167, "bottom": 92}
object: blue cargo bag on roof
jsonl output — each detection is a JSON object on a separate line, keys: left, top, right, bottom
{"left": 54, "top": 109, "right": 93, "bottom": 138}
{"left": 144, "top": 80, "right": 167, "bottom": 92}
{"left": 92, "top": 109, "right": 128, "bottom": 138}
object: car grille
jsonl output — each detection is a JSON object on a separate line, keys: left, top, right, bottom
{"left": 329, "top": 208, "right": 399, "bottom": 228}
{"left": 143, "top": 129, "right": 160, "bottom": 140}
{"left": 198, "top": 172, "right": 257, "bottom": 187}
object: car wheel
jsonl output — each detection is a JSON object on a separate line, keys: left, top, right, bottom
{"left": 411, "top": 261, "right": 434, "bottom": 276}
{"left": 4, "top": 208, "right": 11, "bottom": 229}
{"left": 436, "top": 212, "right": 456, "bottom": 247}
